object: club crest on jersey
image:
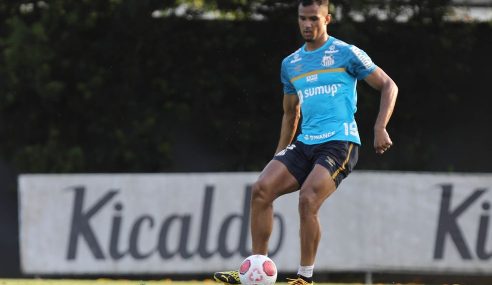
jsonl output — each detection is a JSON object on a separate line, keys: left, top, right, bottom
{"left": 321, "top": 54, "right": 334, "bottom": 67}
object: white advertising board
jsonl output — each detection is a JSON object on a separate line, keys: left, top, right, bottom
{"left": 18, "top": 172, "right": 492, "bottom": 274}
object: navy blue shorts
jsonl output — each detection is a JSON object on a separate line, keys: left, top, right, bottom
{"left": 273, "top": 140, "right": 359, "bottom": 187}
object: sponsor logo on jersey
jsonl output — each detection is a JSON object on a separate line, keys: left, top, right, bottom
{"left": 325, "top": 156, "right": 336, "bottom": 167}
{"left": 306, "top": 74, "right": 318, "bottom": 83}
{"left": 290, "top": 53, "right": 302, "bottom": 64}
{"left": 275, "top": 144, "right": 296, "bottom": 156}
{"left": 333, "top": 40, "right": 349, "bottom": 46}
{"left": 350, "top": 46, "right": 373, "bottom": 69}
{"left": 297, "top": 84, "right": 340, "bottom": 102}
{"left": 325, "top": 45, "right": 339, "bottom": 54}
{"left": 303, "top": 131, "right": 336, "bottom": 141}
{"left": 297, "top": 90, "right": 304, "bottom": 104}
{"left": 321, "top": 55, "right": 335, "bottom": 67}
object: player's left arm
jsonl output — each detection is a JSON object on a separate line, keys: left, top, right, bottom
{"left": 364, "top": 67, "right": 398, "bottom": 155}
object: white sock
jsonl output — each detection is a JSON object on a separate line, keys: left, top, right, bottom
{"left": 297, "top": 265, "right": 314, "bottom": 278}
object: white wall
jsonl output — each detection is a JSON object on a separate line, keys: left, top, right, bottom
{"left": 18, "top": 172, "right": 492, "bottom": 274}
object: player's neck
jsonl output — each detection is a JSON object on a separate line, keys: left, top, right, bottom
{"left": 305, "top": 34, "right": 329, "bottom": 51}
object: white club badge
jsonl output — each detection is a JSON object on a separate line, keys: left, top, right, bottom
{"left": 321, "top": 54, "right": 334, "bottom": 67}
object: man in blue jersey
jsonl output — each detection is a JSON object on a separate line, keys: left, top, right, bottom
{"left": 214, "top": 0, "right": 397, "bottom": 284}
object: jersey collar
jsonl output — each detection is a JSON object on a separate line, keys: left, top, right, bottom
{"left": 301, "top": 36, "right": 335, "bottom": 54}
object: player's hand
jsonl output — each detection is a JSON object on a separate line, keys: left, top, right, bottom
{"left": 374, "top": 127, "right": 393, "bottom": 155}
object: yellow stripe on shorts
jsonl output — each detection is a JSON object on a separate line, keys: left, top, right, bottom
{"left": 331, "top": 143, "right": 354, "bottom": 180}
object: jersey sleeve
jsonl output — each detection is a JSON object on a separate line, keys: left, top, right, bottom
{"left": 280, "top": 60, "right": 296, "bottom": 95}
{"left": 347, "top": 45, "right": 377, "bottom": 80}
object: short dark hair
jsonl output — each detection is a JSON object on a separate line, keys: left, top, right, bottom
{"left": 298, "top": 0, "right": 329, "bottom": 8}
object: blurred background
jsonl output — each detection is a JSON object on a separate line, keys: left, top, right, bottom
{"left": 1, "top": 0, "right": 491, "bottom": 283}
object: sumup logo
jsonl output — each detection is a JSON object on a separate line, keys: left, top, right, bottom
{"left": 298, "top": 84, "right": 341, "bottom": 103}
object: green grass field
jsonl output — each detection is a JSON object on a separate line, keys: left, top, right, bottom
{"left": 0, "top": 281, "right": 211, "bottom": 285}
{"left": 0, "top": 281, "right": 362, "bottom": 285}
{"left": 0, "top": 280, "right": 184, "bottom": 285}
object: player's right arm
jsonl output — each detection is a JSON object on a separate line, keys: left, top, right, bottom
{"left": 275, "top": 94, "right": 300, "bottom": 154}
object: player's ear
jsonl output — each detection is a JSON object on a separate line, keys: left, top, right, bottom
{"left": 325, "top": 13, "right": 332, "bottom": 25}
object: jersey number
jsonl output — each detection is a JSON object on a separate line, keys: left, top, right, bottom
{"left": 344, "top": 122, "right": 358, "bottom": 136}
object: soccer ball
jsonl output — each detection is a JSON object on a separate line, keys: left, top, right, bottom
{"left": 239, "top": 255, "right": 277, "bottom": 285}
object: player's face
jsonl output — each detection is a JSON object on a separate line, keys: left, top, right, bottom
{"left": 298, "top": 3, "right": 330, "bottom": 43}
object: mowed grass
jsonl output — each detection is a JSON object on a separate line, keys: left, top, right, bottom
{"left": 0, "top": 280, "right": 360, "bottom": 285}
{"left": 1, "top": 281, "right": 211, "bottom": 285}
{"left": 0, "top": 281, "right": 215, "bottom": 285}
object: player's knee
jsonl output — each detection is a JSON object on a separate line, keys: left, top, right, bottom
{"left": 251, "top": 180, "right": 275, "bottom": 206}
{"left": 298, "top": 191, "right": 319, "bottom": 219}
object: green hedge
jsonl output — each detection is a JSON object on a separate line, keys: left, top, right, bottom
{"left": 1, "top": 4, "right": 491, "bottom": 173}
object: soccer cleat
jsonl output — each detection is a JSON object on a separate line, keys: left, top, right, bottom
{"left": 287, "top": 277, "right": 314, "bottom": 285}
{"left": 214, "top": 270, "right": 241, "bottom": 284}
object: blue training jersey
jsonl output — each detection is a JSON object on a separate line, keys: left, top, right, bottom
{"left": 281, "top": 36, "right": 377, "bottom": 145}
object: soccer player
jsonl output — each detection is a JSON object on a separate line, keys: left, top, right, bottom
{"left": 214, "top": 0, "right": 398, "bottom": 284}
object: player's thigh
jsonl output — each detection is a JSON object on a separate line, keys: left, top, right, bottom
{"left": 254, "top": 160, "right": 300, "bottom": 200}
{"left": 299, "top": 164, "right": 337, "bottom": 210}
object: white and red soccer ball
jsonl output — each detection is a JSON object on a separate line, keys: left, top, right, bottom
{"left": 239, "top": 255, "right": 278, "bottom": 285}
